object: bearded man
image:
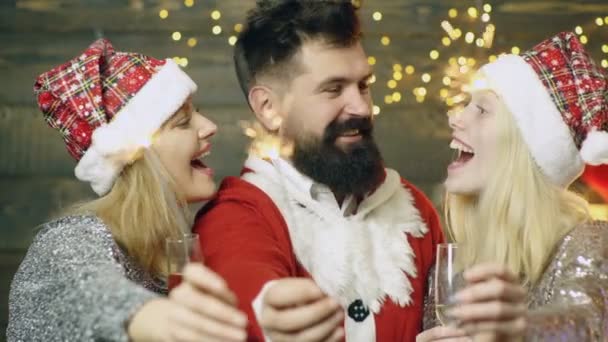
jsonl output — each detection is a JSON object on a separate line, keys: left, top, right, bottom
{"left": 193, "top": 1, "right": 444, "bottom": 341}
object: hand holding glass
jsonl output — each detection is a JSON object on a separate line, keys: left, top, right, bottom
{"left": 166, "top": 233, "right": 203, "bottom": 292}
{"left": 434, "top": 243, "right": 465, "bottom": 326}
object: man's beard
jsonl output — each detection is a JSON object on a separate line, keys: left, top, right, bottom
{"left": 291, "top": 117, "right": 384, "bottom": 197}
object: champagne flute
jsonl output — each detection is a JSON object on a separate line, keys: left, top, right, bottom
{"left": 166, "top": 233, "right": 203, "bottom": 292}
{"left": 434, "top": 243, "right": 465, "bottom": 326}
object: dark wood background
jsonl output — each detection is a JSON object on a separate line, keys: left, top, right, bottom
{"left": 1, "top": 0, "right": 607, "bottom": 339}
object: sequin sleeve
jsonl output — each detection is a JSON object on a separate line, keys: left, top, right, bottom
{"left": 525, "top": 221, "right": 608, "bottom": 342}
{"left": 7, "top": 216, "right": 160, "bottom": 342}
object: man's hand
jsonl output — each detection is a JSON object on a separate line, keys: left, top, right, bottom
{"left": 259, "top": 278, "right": 344, "bottom": 342}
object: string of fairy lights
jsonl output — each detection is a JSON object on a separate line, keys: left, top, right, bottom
{"left": 158, "top": 1, "right": 606, "bottom": 117}
{"left": 158, "top": 1, "right": 241, "bottom": 68}
{"left": 156, "top": 0, "right": 607, "bottom": 157}
{"left": 367, "top": 4, "right": 608, "bottom": 115}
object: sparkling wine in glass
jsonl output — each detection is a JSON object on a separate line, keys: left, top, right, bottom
{"left": 166, "top": 233, "right": 203, "bottom": 292}
{"left": 434, "top": 243, "right": 465, "bottom": 326}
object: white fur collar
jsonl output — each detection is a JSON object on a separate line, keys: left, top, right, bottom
{"left": 242, "top": 157, "right": 428, "bottom": 312}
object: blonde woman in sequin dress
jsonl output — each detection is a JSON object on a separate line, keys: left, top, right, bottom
{"left": 418, "top": 32, "right": 608, "bottom": 341}
{"left": 7, "top": 39, "right": 247, "bottom": 341}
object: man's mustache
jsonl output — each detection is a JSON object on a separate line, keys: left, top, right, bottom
{"left": 324, "top": 117, "right": 373, "bottom": 142}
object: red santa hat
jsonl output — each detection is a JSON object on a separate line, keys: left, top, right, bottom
{"left": 35, "top": 38, "right": 197, "bottom": 195}
{"left": 480, "top": 31, "right": 608, "bottom": 187}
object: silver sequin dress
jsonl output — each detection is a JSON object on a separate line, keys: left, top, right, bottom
{"left": 7, "top": 215, "right": 166, "bottom": 342}
{"left": 423, "top": 220, "right": 608, "bottom": 341}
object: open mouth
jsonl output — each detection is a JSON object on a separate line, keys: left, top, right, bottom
{"left": 339, "top": 128, "right": 362, "bottom": 138}
{"left": 190, "top": 149, "right": 213, "bottom": 176}
{"left": 326, "top": 117, "right": 373, "bottom": 142}
{"left": 190, "top": 158, "right": 207, "bottom": 169}
{"left": 449, "top": 139, "right": 475, "bottom": 169}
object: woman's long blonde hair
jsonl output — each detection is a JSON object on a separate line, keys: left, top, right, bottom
{"left": 445, "top": 96, "right": 590, "bottom": 286}
{"left": 71, "top": 148, "right": 191, "bottom": 277}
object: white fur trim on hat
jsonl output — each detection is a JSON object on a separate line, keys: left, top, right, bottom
{"left": 74, "top": 145, "right": 123, "bottom": 196}
{"left": 74, "top": 59, "right": 197, "bottom": 196}
{"left": 581, "top": 130, "right": 608, "bottom": 165}
{"left": 480, "top": 54, "right": 585, "bottom": 187}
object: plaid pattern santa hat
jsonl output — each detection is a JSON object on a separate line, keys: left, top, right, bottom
{"left": 35, "top": 38, "right": 197, "bottom": 195}
{"left": 480, "top": 31, "right": 608, "bottom": 187}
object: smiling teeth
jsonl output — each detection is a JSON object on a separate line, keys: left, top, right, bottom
{"left": 343, "top": 129, "right": 359, "bottom": 136}
{"left": 194, "top": 151, "right": 210, "bottom": 161}
{"left": 449, "top": 140, "right": 474, "bottom": 153}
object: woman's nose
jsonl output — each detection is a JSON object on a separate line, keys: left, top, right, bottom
{"left": 448, "top": 113, "right": 460, "bottom": 129}
{"left": 448, "top": 110, "right": 463, "bottom": 130}
{"left": 197, "top": 116, "right": 217, "bottom": 139}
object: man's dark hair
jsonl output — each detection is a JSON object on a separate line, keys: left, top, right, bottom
{"left": 234, "top": 0, "right": 362, "bottom": 99}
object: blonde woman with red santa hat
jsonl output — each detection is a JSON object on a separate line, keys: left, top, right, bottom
{"left": 7, "top": 39, "right": 247, "bottom": 341}
{"left": 418, "top": 32, "right": 608, "bottom": 341}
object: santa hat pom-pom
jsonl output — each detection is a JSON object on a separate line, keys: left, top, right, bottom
{"left": 75, "top": 145, "right": 122, "bottom": 196}
{"left": 580, "top": 130, "right": 608, "bottom": 166}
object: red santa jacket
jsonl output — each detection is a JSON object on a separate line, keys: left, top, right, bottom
{"left": 194, "top": 160, "right": 444, "bottom": 341}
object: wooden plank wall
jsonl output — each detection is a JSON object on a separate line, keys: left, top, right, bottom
{"left": 1, "top": 0, "right": 607, "bottom": 338}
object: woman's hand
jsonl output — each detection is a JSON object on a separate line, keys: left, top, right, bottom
{"left": 416, "top": 326, "right": 470, "bottom": 341}
{"left": 129, "top": 263, "right": 248, "bottom": 341}
{"left": 448, "top": 263, "right": 527, "bottom": 342}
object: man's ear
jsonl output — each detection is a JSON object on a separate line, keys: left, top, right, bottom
{"left": 248, "top": 85, "right": 282, "bottom": 131}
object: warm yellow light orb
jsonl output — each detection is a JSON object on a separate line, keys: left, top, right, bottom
{"left": 465, "top": 32, "right": 475, "bottom": 44}
{"left": 392, "top": 92, "right": 402, "bottom": 102}
{"left": 468, "top": 7, "right": 478, "bottom": 18}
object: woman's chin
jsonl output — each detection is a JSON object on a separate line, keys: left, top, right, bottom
{"left": 444, "top": 178, "right": 479, "bottom": 196}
